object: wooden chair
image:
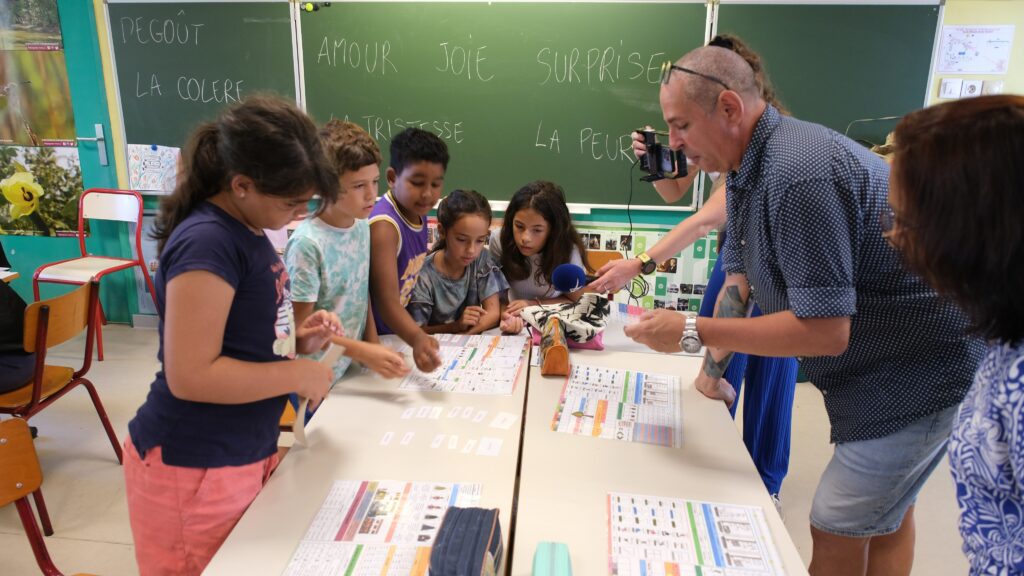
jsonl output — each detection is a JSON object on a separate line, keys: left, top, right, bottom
{"left": 33, "top": 188, "right": 158, "bottom": 361}
{"left": 1, "top": 418, "right": 98, "bottom": 576}
{"left": 0, "top": 280, "right": 122, "bottom": 535}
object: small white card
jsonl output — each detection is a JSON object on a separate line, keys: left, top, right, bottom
{"left": 472, "top": 410, "right": 489, "bottom": 423}
{"left": 380, "top": 431, "right": 395, "bottom": 446}
{"left": 431, "top": 433, "right": 446, "bottom": 449}
{"left": 476, "top": 437, "right": 503, "bottom": 457}
{"left": 489, "top": 412, "right": 518, "bottom": 430}
{"left": 461, "top": 439, "right": 478, "bottom": 454}
{"left": 401, "top": 408, "right": 416, "bottom": 420}
{"left": 401, "top": 432, "right": 415, "bottom": 446}
{"left": 429, "top": 407, "right": 443, "bottom": 420}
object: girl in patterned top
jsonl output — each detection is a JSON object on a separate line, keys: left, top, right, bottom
{"left": 887, "top": 95, "right": 1024, "bottom": 575}
{"left": 407, "top": 189, "right": 508, "bottom": 334}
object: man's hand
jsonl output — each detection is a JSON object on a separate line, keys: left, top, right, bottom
{"left": 694, "top": 374, "right": 736, "bottom": 409}
{"left": 623, "top": 309, "right": 686, "bottom": 353}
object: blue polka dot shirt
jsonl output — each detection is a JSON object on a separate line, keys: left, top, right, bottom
{"left": 721, "top": 105, "right": 985, "bottom": 443}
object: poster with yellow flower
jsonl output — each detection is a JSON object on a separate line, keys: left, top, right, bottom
{"left": 0, "top": 145, "right": 82, "bottom": 235}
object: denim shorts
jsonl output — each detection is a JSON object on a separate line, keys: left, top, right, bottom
{"left": 810, "top": 404, "right": 957, "bottom": 538}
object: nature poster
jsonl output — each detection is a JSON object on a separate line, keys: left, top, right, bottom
{"left": 0, "top": 145, "right": 83, "bottom": 236}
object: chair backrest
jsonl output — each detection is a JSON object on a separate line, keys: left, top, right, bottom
{"left": 585, "top": 250, "right": 624, "bottom": 272}
{"left": 0, "top": 418, "right": 42, "bottom": 507}
{"left": 23, "top": 281, "right": 95, "bottom": 353}
{"left": 80, "top": 189, "right": 142, "bottom": 224}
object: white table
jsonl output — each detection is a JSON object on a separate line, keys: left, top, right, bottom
{"left": 0, "top": 268, "right": 18, "bottom": 283}
{"left": 510, "top": 350, "right": 807, "bottom": 575}
{"left": 207, "top": 338, "right": 806, "bottom": 576}
{"left": 205, "top": 340, "right": 531, "bottom": 575}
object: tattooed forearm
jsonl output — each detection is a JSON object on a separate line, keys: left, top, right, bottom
{"left": 701, "top": 284, "right": 751, "bottom": 379}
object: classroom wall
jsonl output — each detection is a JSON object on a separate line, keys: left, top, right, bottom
{"left": 928, "top": 0, "right": 1024, "bottom": 104}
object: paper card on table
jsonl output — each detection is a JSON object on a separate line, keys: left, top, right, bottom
{"left": 461, "top": 439, "right": 477, "bottom": 454}
{"left": 607, "top": 492, "right": 785, "bottom": 576}
{"left": 530, "top": 345, "right": 541, "bottom": 367}
{"left": 401, "top": 432, "right": 415, "bottom": 446}
{"left": 447, "top": 406, "right": 462, "bottom": 418}
{"left": 476, "top": 437, "right": 503, "bottom": 457}
{"left": 489, "top": 412, "right": 518, "bottom": 430}
{"left": 472, "top": 410, "right": 488, "bottom": 423}
{"left": 380, "top": 431, "right": 395, "bottom": 446}
{"left": 553, "top": 363, "right": 683, "bottom": 447}
{"left": 401, "top": 407, "right": 416, "bottom": 420}
{"left": 431, "top": 434, "right": 446, "bottom": 449}
{"left": 461, "top": 406, "right": 474, "bottom": 419}
{"left": 283, "top": 480, "right": 482, "bottom": 575}
{"left": 447, "top": 435, "right": 459, "bottom": 450}
{"left": 416, "top": 406, "right": 431, "bottom": 419}
{"left": 398, "top": 334, "right": 527, "bottom": 395}
{"left": 429, "top": 407, "right": 443, "bottom": 420}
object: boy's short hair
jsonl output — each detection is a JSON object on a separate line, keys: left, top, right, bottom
{"left": 390, "top": 127, "right": 450, "bottom": 174}
{"left": 319, "top": 120, "right": 381, "bottom": 175}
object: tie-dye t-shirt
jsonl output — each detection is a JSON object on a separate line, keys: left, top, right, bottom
{"left": 285, "top": 216, "right": 370, "bottom": 382}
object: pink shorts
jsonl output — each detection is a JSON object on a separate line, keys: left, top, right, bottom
{"left": 123, "top": 438, "right": 279, "bottom": 576}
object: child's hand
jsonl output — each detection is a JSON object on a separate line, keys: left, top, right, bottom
{"left": 459, "top": 306, "right": 486, "bottom": 331}
{"left": 293, "top": 358, "right": 334, "bottom": 410}
{"left": 296, "top": 310, "right": 344, "bottom": 355}
{"left": 500, "top": 312, "right": 524, "bottom": 334}
{"left": 412, "top": 332, "right": 442, "bottom": 372}
{"left": 357, "top": 342, "right": 411, "bottom": 379}
{"left": 506, "top": 299, "right": 533, "bottom": 316}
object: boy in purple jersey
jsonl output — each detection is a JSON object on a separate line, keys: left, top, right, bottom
{"left": 369, "top": 128, "right": 448, "bottom": 372}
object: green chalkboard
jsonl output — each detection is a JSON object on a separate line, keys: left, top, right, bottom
{"left": 300, "top": 2, "right": 706, "bottom": 207}
{"left": 716, "top": 3, "right": 939, "bottom": 147}
{"left": 108, "top": 2, "right": 295, "bottom": 148}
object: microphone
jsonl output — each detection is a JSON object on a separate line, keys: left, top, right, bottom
{"left": 552, "top": 263, "right": 598, "bottom": 293}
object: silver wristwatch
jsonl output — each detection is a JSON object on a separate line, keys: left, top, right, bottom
{"left": 679, "top": 312, "right": 702, "bottom": 353}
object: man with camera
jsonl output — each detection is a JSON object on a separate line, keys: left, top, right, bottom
{"left": 623, "top": 45, "right": 982, "bottom": 576}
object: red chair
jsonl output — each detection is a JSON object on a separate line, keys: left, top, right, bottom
{"left": 0, "top": 279, "right": 122, "bottom": 537}
{"left": 0, "top": 418, "right": 98, "bottom": 576}
{"left": 33, "top": 188, "right": 157, "bottom": 361}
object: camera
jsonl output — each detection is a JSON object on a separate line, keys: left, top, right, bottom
{"left": 636, "top": 129, "right": 687, "bottom": 182}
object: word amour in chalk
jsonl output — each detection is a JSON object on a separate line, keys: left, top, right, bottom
{"left": 316, "top": 37, "right": 398, "bottom": 76}
{"left": 536, "top": 44, "right": 666, "bottom": 86}
{"left": 346, "top": 114, "right": 465, "bottom": 144}
{"left": 535, "top": 121, "right": 633, "bottom": 163}
{"left": 120, "top": 11, "right": 204, "bottom": 46}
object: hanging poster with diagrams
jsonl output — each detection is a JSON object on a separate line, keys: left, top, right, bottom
{"left": 936, "top": 25, "right": 1015, "bottom": 74}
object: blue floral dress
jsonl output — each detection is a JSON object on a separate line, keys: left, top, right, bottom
{"left": 949, "top": 341, "right": 1024, "bottom": 574}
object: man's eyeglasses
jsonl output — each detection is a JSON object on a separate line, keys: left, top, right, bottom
{"left": 659, "top": 61, "right": 731, "bottom": 91}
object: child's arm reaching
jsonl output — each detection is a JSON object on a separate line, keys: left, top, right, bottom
{"left": 370, "top": 221, "right": 441, "bottom": 371}
{"left": 163, "top": 271, "right": 333, "bottom": 408}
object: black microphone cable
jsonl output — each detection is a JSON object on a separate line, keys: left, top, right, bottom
{"left": 625, "top": 158, "right": 649, "bottom": 307}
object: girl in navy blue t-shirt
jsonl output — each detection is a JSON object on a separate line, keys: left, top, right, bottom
{"left": 123, "top": 96, "right": 342, "bottom": 575}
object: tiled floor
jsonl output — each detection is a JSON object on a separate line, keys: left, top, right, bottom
{"left": 1, "top": 326, "right": 967, "bottom": 575}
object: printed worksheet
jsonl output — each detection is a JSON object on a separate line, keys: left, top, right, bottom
{"left": 398, "top": 334, "right": 527, "bottom": 395}
{"left": 283, "top": 480, "right": 481, "bottom": 575}
{"left": 608, "top": 492, "right": 784, "bottom": 576}
{"left": 127, "top": 144, "right": 180, "bottom": 192}
{"left": 553, "top": 364, "right": 682, "bottom": 447}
